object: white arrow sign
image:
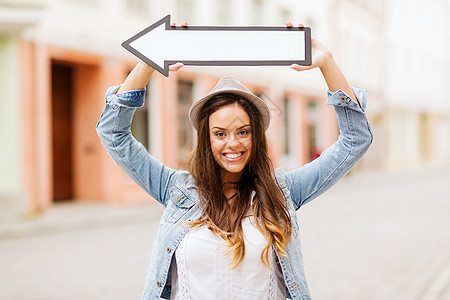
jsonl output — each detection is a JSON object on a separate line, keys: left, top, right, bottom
{"left": 122, "top": 15, "right": 311, "bottom": 77}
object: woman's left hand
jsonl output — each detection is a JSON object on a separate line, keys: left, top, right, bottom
{"left": 286, "top": 21, "right": 332, "bottom": 72}
{"left": 286, "top": 22, "right": 359, "bottom": 105}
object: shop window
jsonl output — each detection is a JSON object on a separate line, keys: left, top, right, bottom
{"left": 178, "top": 80, "right": 194, "bottom": 162}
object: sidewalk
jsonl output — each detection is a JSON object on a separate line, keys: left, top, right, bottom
{"left": 0, "top": 200, "right": 164, "bottom": 240}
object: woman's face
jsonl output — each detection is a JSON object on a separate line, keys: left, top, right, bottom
{"left": 209, "top": 102, "right": 252, "bottom": 182}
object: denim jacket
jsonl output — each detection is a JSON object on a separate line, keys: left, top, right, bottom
{"left": 96, "top": 85, "right": 373, "bottom": 300}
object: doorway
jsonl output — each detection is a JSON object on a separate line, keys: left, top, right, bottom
{"left": 51, "top": 62, "right": 74, "bottom": 201}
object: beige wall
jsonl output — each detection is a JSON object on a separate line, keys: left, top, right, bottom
{"left": 0, "top": 36, "right": 20, "bottom": 194}
{"left": 0, "top": 36, "right": 24, "bottom": 218}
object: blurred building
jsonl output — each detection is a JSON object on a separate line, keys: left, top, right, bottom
{"left": 0, "top": 0, "right": 449, "bottom": 214}
{"left": 0, "top": 0, "right": 47, "bottom": 216}
{"left": 384, "top": 0, "right": 450, "bottom": 167}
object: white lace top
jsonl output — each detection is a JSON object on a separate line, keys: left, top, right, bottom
{"left": 171, "top": 217, "right": 286, "bottom": 300}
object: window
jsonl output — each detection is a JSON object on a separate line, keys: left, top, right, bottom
{"left": 131, "top": 103, "right": 149, "bottom": 150}
{"left": 278, "top": 7, "right": 291, "bottom": 24}
{"left": 280, "top": 95, "right": 296, "bottom": 170}
{"left": 283, "top": 97, "right": 291, "bottom": 155}
{"left": 176, "top": 0, "right": 195, "bottom": 22}
{"left": 251, "top": 0, "right": 264, "bottom": 25}
{"left": 304, "top": 17, "right": 314, "bottom": 29}
{"left": 131, "top": 78, "right": 151, "bottom": 150}
{"left": 178, "top": 80, "right": 194, "bottom": 163}
{"left": 307, "top": 101, "right": 319, "bottom": 161}
{"left": 217, "top": 0, "right": 232, "bottom": 24}
{"left": 126, "top": 0, "right": 149, "bottom": 15}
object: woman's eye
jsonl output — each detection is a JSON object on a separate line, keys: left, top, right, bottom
{"left": 239, "top": 130, "right": 249, "bottom": 136}
{"left": 215, "top": 132, "right": 225, "bottom": 137}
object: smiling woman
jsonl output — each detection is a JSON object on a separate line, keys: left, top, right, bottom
{"left": 96, "top": 22, "right": 373, "bottom": 300}
{"left": 184, "top": 83, "right": 292, "bottom": 289}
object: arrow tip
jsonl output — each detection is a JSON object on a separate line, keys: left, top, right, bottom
{"left": 121, "top": 15, "right": 172, "bottom": 77}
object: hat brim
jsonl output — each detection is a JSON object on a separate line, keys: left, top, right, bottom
{"left": 189, "top": 89, "right": 271, "bottom": 131}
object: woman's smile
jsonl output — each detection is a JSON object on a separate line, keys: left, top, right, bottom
{"left": 222, "top": 151, "right": 245, "bottom": 161}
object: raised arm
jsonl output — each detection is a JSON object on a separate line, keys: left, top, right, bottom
{"left": 117, "top": 60, "right": 184, "bottom": 93}
{"left": 284, "top": 22, "right": 372, "bottom": 209}
{"left": 96, "top": 85, "right": 176, "bottom": 206}
{"left": 96, "top": 24, "right": 185, "bottom": 205}
{"left": 117, "top": 61, "right": 154, "bottom": 93}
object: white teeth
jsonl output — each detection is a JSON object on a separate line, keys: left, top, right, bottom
{"left": 224, "top": 152, "right": 243, "bottom": 159}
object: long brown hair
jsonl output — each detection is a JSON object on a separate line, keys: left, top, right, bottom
{"left": 187, "top": 93, "right": 292, "bottom": 268}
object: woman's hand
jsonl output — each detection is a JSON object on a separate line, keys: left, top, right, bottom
{"left": 285, "top": 21, "right": 358, "bottom": 105}
{"left": 169, "top": 62, "right": 184, "bottom": 72}
{"left": 286, "top": 21, "right": 332, "bottom": 72}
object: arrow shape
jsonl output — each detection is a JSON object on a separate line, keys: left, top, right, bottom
{"left": 122, "top": 15, "right": 311, "bottom": 77}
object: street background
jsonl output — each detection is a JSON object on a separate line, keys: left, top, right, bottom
{"left": 1, "top": 166, "right": 449, "bottom": 300}
{"left": 1, "top": 0, "right": 450, "bottom": 299}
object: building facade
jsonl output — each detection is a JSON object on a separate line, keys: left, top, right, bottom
{"left": 0, "top": 0, "right": 448, "bottom": 214}
{"left": 384, "top": 0, "right": 450, "bottom": 167}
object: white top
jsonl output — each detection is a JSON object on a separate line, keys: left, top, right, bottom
{"left": 171, "top": 217, "right": 286, "bottom": 300}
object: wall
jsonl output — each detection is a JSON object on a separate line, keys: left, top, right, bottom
{"left": 0, "top": 36, "right": 24, "bottom": 217}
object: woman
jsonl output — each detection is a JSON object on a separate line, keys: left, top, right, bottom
{"left": 96, "top": 21, "right": 372, "bottom": 300}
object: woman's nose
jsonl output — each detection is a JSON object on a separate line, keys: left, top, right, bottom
{"left": 223, "top": 132, "right": 243, "bottom": 147}
{"left": 227, "top": 134, "right": 238, "bottom": 146}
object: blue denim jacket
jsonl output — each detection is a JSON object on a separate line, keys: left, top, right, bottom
{"left": 96, "top": 85, "right": 373, "bottom": 300}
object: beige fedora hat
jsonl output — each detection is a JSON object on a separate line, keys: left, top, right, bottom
{"left": 188, "top": 75, "right": 271, "bottom": 131}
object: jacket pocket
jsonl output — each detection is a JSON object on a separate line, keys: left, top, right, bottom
{"left": 162, "top": 187, "right": 196, "bottom": 223}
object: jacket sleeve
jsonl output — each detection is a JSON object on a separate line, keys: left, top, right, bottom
{"left": 285, "top": 87, "right": 373, "bottom": 210}
{"left": 96, "top": 85, "right": 177, "bottom": 206}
